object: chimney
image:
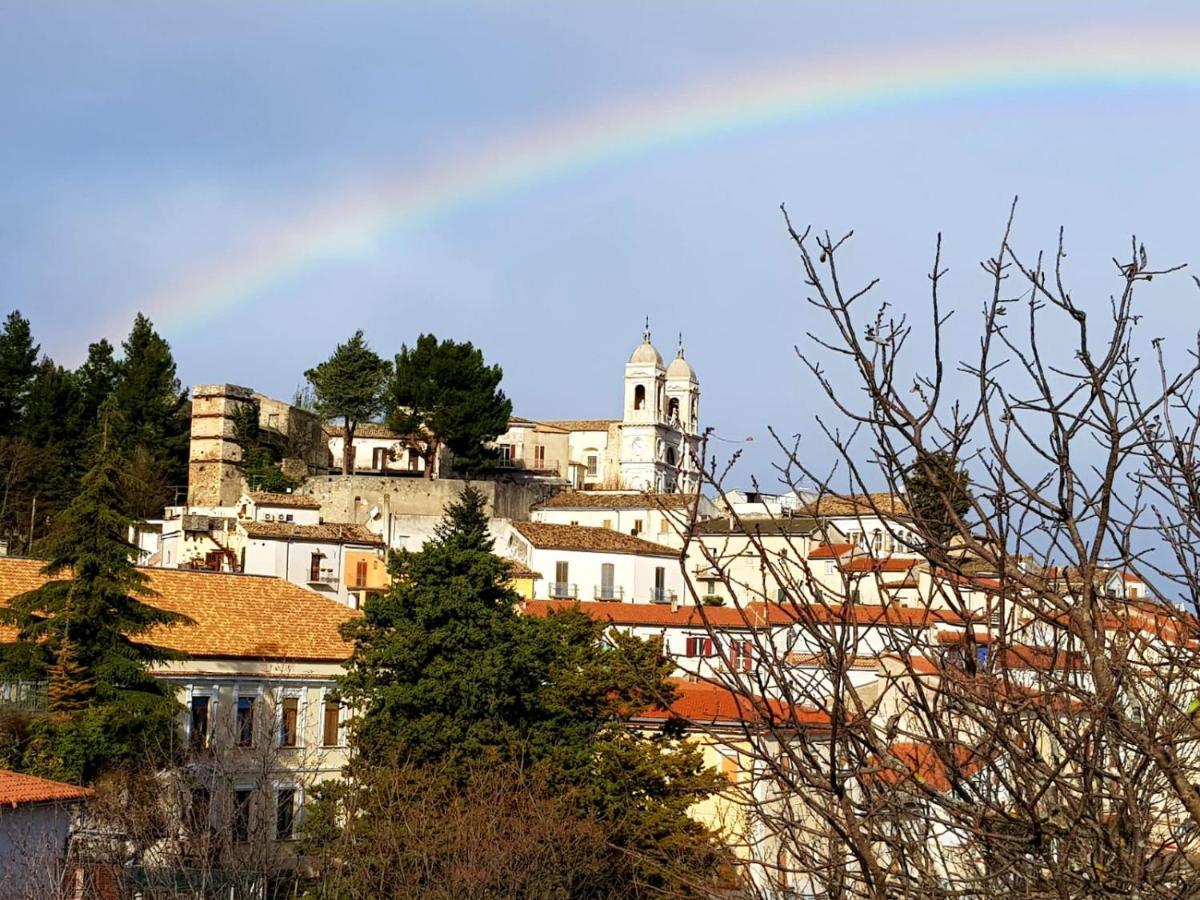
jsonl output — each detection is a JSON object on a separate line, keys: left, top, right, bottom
{"left": 670, "top": 593, "right": 680, "bottom": 613}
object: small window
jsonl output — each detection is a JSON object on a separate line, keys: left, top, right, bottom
{"left": 602, "top": 519, "right": 612, "bottom": 530}
{"left": 730, "top": 639, "right": 754, "bottom": 672}
{"left": 279, "top": 696, "right": 299, "bottom": 748}
{"left": 236, "top": 696, "right": 256, "bottom": 747}
{"left": 668, "top": 397, "right": 680, "bottom": 420}
{"left": 685, "top": 636, "right": 718, "bottom": 657}
{"left": 189, "top": 695, "right": 210, "bottom": 750}
{"left": 872, "top": 529, "right": 882, "bottom": 552}
{"left": 586, "top": 454, "right": 598, "bottom": 477}
{"left": 309, "top": 553, "right": 322, "bottom": 583}
{"left": 232, "top": 789, "right": 252, "bottom": 843}
{"left": 631, "top": 519, "right": 643, "bottom": 535}
{"left": 634, "top": 384, "right": 646, "bottom": 410}
{"left": 355, "top": 559, "right": 369, "bottom": 587}
{"left": 825, "top": 561, "right": 836, "bottom": 575}
{"left": 666, "top": 446, "right": 676, "bottom": 466}
{"left": 659, "top": 517, "right": 669, "bottom": 534}
{"left": 276, "top": 787, "right": 296, "bottom": 841}
{"left": 322, "top": 700, "right": 342, "bottom": 747}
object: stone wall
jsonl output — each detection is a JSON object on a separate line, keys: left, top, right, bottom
{"left": 187, "top": 384, "right": 329, "bottom": 508}
{"left": 299, "top": 475, "right": 555, "bottom": 526}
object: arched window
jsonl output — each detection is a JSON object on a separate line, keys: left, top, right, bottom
{"left": 872, "top": 529, "right": 883, "bottom": 552}
{"left": 668, "top": 397, "right": 680, "bottom": 420}
{"left": 666, "top": 446, "right": 677, "bottom": 465}
{"left": 634, "top": 384, "right": 646, "bottom": 410}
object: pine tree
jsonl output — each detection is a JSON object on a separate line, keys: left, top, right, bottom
{"left": 305, "top": 330, "right": 390, "bottom": 475}
{"left": 112, "top": 313, "right": 190, "bottom": 490}
{"left": 903, "top": 450, "right": 974, "bottom": 546}
{"left": 388, "top": 334, "right": 512, "bottom": 478}
{"left": 0, "top": 311, "right": 39, "bottom": 436}
{"left": 0, "top": 404, "right": 189, "bottom": 781}
{"left": 337, "top": 486, "right": 726, "bottom": 892}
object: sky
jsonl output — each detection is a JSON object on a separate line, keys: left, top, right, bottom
{"left": 4, "top": 1, "right": 1200, "bottom": 490}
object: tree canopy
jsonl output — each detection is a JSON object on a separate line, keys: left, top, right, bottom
{"left": 0, "top": 406, "right": 187, "bottom": 782}
{"left": 0, "top": 311, "right": 39, "bottom": 437}
{"left": 387, "top": 334, "right": 512, "bottom": 478}
{"left": 334, "top": 486, "right": 725, "bottom": 893}
{"left": 305, "top": 330, "right": 390, "bottom": 475}
{"left": 902, "top": 450, "right": 973, "bottom": 546}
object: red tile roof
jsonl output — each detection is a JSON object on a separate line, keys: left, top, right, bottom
{"left": 536, "top": 419, "right": 618, "bottom": 432}
{"left": 637, "top": 680, "right": 830, "bottom": 729}
{"left": 808, "top": 543, "right": 855, "bottom": 559}
{"left": 873, "top": 741, "right": 989, "bottom": 793}
{"left": 799, "top": 493, "right": 910, "bottom": 518}
{"left": 523, "top": 599, "right": 961, "bottom": 628}
{"left": 0, "top": 558, "right": 356, "bottom": 662}
{"left": 0, "top": 770, "right": 92, "bottom": 807}
{"left": 510, "top": 521, "right": 676, "bottom": 557}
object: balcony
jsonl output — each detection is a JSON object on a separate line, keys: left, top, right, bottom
{"left": 549, "top": 582, "right": 578, "bottom": 600}
{"left": 650, "top": 589, "right": 678, "bottom": 605}
{"left": 594, "top": 585, "right": 624, "bottom": 602}
{"left": 308, "top": 572, "right": 339, "bottom": 587}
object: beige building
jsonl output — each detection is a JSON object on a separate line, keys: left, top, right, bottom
{"left": 495, "top": 328, "right": 702, "bottom": 493}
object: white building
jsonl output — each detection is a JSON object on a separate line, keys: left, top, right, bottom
{"left": 495, "top": 327, "right": 701, "bottom": 493}
{"left": 239, "top": 521, "right": 386, "bottom": 608}
{"left": 532, "top": 491, "right": 718, "bottom": 548}
{"left": 0, "top": 770, "right": 90, "bottom": 899}
{"left": 325, "top": 424, "right": 429, "bottom": 476}
{"left": 503, "top": 521, "right": 685, "bottom": 604}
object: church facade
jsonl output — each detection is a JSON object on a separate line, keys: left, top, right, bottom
{"left": 496, "top": 328, "right": 701, "bottom": 493}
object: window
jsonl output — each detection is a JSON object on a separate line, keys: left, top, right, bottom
{"left": 600, "top": 563, "right": 615, "bottom": 600}
{"left": 372, "top": 447, "right": 387, "bottom": 470}
{"left": 586, "top": 454, "right": 598, "bottom": 477}
{"left": 189, "top": 786, "right": 210, "bottom": 834}
{"left": 189, "top": 695, "right": 210, "bottom": 750}
{"left": 498, "top": 444, "right": 512, "bottom": 464}
{"left": 408, "top": 448, "right": 420, "bottom": 471}
{"left": 1129, "top": 586, "right": 1140, "bottom": 599}
{"left": 872, "top": 529, "right": 882, "bottom": 552}
{"left": 631, "top": 519, "right": 643, "bottom": 535}
{"left": 825, "top": 561, "right": 836, "bottom": 575}
{"left": 236, "top": 696, "right": 256, "bottom": 747}
{"left": 729, "top": 639, "right": 754, "bottom": 672}
{"left": 654, "top": 566, "right": 666, "bottom": 603}
{"left": 685, "top": 636, "right": 718, "bottom": 657}
{"left": 602, "top": 519, "right": 612, "bottom": 530}
{"left": 666, "top": 447, "right": 676, "bottom": 466}
{"left": 279, "top": 696, "right": 299, "bottom": 748}
{"left": 552, "top": 561, "right": 571, "bottom": 598}
{"left": 267, "top": 413, "right": 279, "bottom": 429}
{"left": 354, "top": 559, "right": 368, "bottom": 588}
{"left": 535, "top": 445, "right": 546, "bottom": 468}
{"left": 658, "top": 517, "right": 669, "bottom": 534}
{"left": 668, "top": 397, "right": 680, "bottom": 420}
{"left": 309, "top": 553, "right": 322, "bottom": 583}
{"left": 322, "top": 699, "right": 342, "bottom": 747}
{"left": 232, "top": 788, "right": 252, "bottom": 843}
{"left": 276, "top": 787, "right": 297, "bottom": 840}
{"left": 634, "top": 384, "right": 646, "bottom": 410}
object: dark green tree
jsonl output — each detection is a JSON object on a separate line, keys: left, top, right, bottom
{"left": 74, "top": 339, "right": 120, "bottom": 435}
{"left": 387, "top": 334, "right": 512, "bottom": 478}
{"left": 0, "top": 311, "right": 39, "bottom": 436}
{"left": 903, "top": 450, "right": 974, "bottom": 546}
{"left": 0, "top": 405, "right": 188, "bottom": 782}
{"left": 230, "top": 400, "right": 298, "bottom": 494}
{"left": 18, "top": 360, "right": 83, "bottom": 545}
{"left": 111, "top": 314, "right": 190, "bottom": 491}
{"left": 305, "top": 331, "right": 390, "bottom": 475}
{"left": 336, "top": 486, "right": 725, "bottom": 893}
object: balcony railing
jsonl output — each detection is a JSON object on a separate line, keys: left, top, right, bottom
{"left": 495, "top": 458, "right": 561, "bottom": 476}
{"left": 549, "top": 582, "right": 578, "bottom": 599}
{"left": 650, "top": 589, "right": 678, "bottom": 605}
{"left": 308, "top": 572, "right": 339, "bottom": 587}
{"left": 594, "top": 585, "right": 624, "bottom": 602}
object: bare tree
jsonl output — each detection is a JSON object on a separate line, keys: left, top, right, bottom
{"left": 671, "top": 204, "right": 1200, "bottom": 898}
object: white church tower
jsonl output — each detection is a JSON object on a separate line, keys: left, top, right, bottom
{"left": 619, "top": 323, "right": 700, "bottom": 493}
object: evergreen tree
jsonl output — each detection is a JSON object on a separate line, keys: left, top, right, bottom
{"left": 0, "top": 405, "right": 188, "bottom": 781}
{"left": 903, "top": 450, "right": 974, "bottom": 546}
{"left": 305, "top": 331, "right": 389, "bottom": 475}
{"left": 74, "top": 339, "right": 119, "bottom": 435}
{"left": 112, "top": 314, "right": 190, "bottom": 490}
{"left": 0, "top": 311, "right": 39, "bottom": 436}
{"left": 337, "top": 486, "right": 725, "bottom": 892}
{"left": 388, "top": 334, "right": 512, "bottom": 478}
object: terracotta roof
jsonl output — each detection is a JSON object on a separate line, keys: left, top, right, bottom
{"left": 523, "top": 599, "right": 961, "bottom": 628}
{"left": 241, "top": 521, "right": 383, "bottom": 545}
{"left": 799, "top": 493, "right": 910, "bottom": 518}
{"left": 247, "top": 492, "right": 321, "bottom": 510}
{"left": 539, "top": 491, "right": 695, "bottom": 511}
{"left": 0, "top": 770, "right": 92, "bottom": 807}
{"left": 509, "top": 522, "right": 675, "bottom": 557}
{"left": 536, "top": 419, "right": 618, "bottom": 432}
{"left": 503, "top": 559, "right": 543, "bottom": 580}
{"left": 873, "top": 741, "right": 990, "bottom": 793}
{"left": 696, "top": 516, "right": 820, "bottom": 536}
{"left": 324, "top": 423, "right": 405, "bottom": 440}
{"left": 840, "top": 557, "right": 921, "bottom": 574}
{"left": 0, "top": 558, "right": 356, "bottom": 662}
{"left": 637, "top": 680, "right": 830, "bottom": 729}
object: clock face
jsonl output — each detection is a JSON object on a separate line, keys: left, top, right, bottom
{"left": 630, "top": 436, "right": 645, "bottom": 454}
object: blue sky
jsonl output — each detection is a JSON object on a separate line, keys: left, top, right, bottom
{"left": 5, "top": 2, "right": 1200, "bottom": 489}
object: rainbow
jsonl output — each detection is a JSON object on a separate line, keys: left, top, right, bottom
{"left": 141, "top": 21, "right": 1200, "bottom": 333}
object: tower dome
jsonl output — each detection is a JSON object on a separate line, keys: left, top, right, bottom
{"left": 628, "top": 320, "right": 663, "bottom": 366}
{"left": 666, "top": 335, "right": 697, "bottom": 383}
